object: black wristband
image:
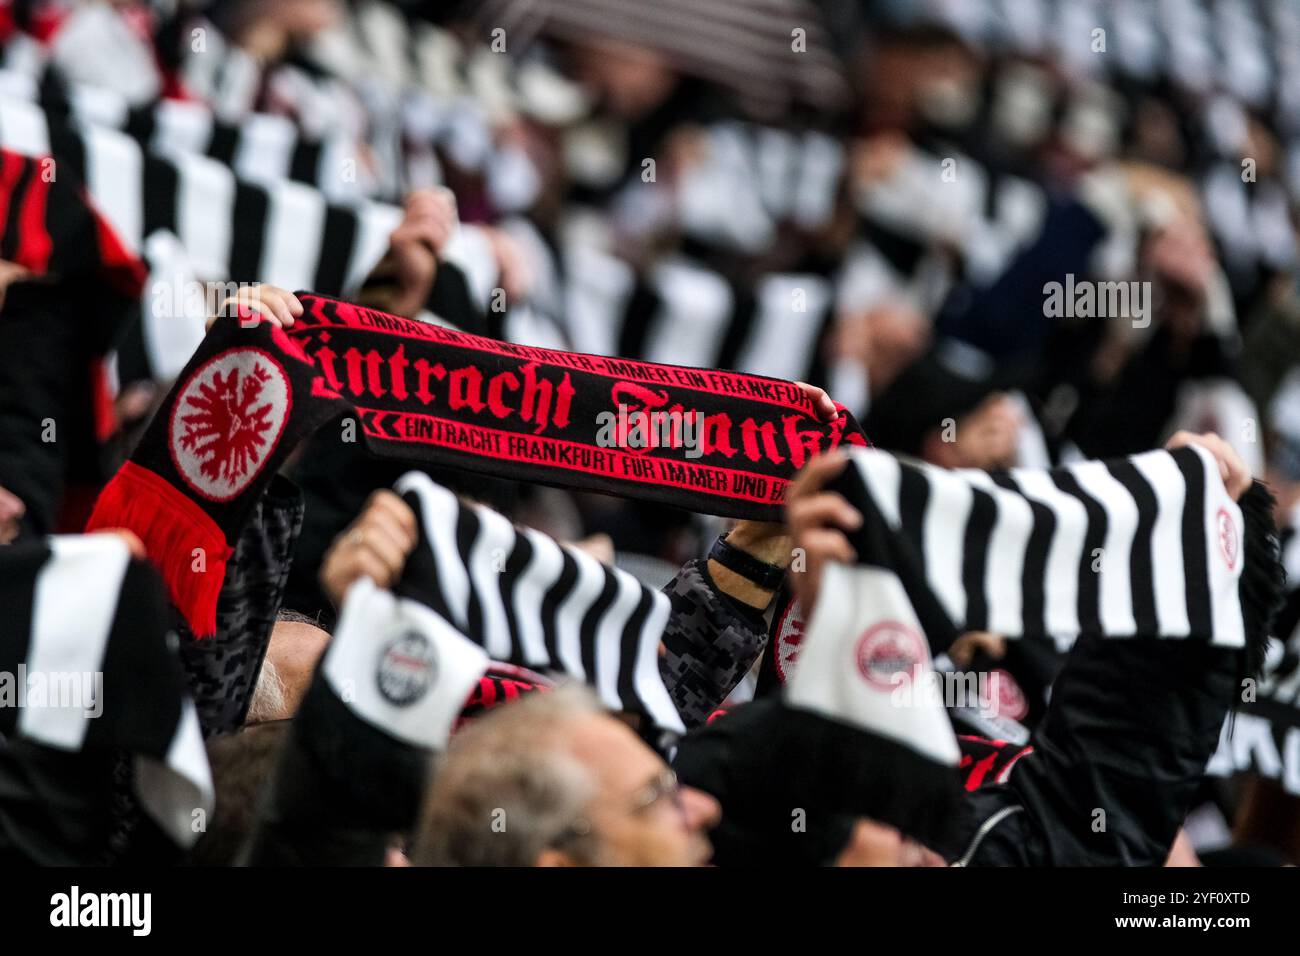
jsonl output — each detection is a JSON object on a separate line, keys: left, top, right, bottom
{"left": 708, "top": 532, "right": 786, "bottom": 592}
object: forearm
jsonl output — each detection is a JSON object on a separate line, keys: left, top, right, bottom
{"left": 705, "top": 521, "right": 790, "bottom": 610}
{"left": 659, "top": 557, "right": 772, "bottom": 728}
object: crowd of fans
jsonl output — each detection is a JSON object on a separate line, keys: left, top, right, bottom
{"left": 1, "top": 0, "right": 1299, "bottom": 868}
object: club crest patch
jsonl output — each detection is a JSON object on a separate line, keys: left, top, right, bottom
{"left": 1216, "top": 507, "right": 1239, "bottom": 571}
{"left": 772, "top": 599, "right": 805, "bottom": 684}
{"left": 376, "top": 630, "right": 438, "bottom": 706}
{"left": 169, "top": 348, "right": 292, "bottom": 502}
{"left": 988, "top": 668, "right": 1029, "bottom": 721}
{"left": 855, "top": 620, "right": 925, "bottom": 690}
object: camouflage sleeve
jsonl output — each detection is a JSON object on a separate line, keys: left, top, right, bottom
{"left": 659, "top": 557, "right": 770, "bottom": 729}
{"left": 176, "top": 475, "right": 305, "bottom": 737}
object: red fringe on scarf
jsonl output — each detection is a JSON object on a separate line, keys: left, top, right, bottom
{"left": 85, "top": 461, "right": 232, "bottom": 637}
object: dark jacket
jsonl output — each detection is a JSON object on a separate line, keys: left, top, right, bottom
{"left": 671, "top": 592, "right": 1249, "bottom": 867}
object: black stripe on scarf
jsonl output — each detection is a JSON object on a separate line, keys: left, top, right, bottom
{"left": 142, "top": 153, "right": 179, "bottom": 238}
{"left": 312, "top": 206, "right": 358, "bottom": 296}
{"left": 1051, "top": 468, "right": 1108, "bottom": 637}
{"left": 1174, "top": 449, "right": 1213, "bottom": 636}
{"left": 961, "top": 486, "right": 997, "bottom": 632}
{"left": 227, "top": 180, "right": 270, "bottom": 283}
{"left": 994, "top": 471, "right": 1052, "bottom": 637}
{"left": 1104, "top": 459, "right": 1161, "bottom": 636}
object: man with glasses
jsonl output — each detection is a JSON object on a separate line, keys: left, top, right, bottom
{"left": 413, "top": 684, "right": 720, "bottom": 866}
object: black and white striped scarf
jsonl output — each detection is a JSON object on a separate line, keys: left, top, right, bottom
{"left": 0, "top": 66, "right": 368, "bottom": 200}
{"left": 0, "top": 534, "right": 212, "bottom": 851}
{"left": 783, "top": 445, "right": 1282, "bottom": 838}
{"left": 557, "top": 245, "right": 843, "bottom": 390}
{"left": 829, "top": 445, "right": 1273, "bottom": 654}
{"left": 392, "top": 472, "right": 684, "bottom": 734}
{"left": 0, "top": 86, "right": 866, "bottom": 398}
{"left": 0, "top": 88, "right": 869, "bottom": 406}
{"left": 0, "top": 91, "right": 400, "bottom": 295}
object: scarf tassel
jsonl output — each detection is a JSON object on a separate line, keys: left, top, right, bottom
{"left": 1237, "top": 480, "right": 1287, "bottom": 682}
{"left": 85, "top": 461, "right": 233, "bottom": 637}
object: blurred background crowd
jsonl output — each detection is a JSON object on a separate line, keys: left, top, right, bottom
{"left": 0, "top": 0, "right": 1299, "bottom": 863}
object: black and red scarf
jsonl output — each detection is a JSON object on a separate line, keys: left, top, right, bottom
{"left": 88, "top": 292, "right": 866, "bottom": 635}
{"left": 0, "top": 148, "right": 148, "bottom": 530}
{"left": 0, "top": 147, "right": 144, "bottom": 301}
